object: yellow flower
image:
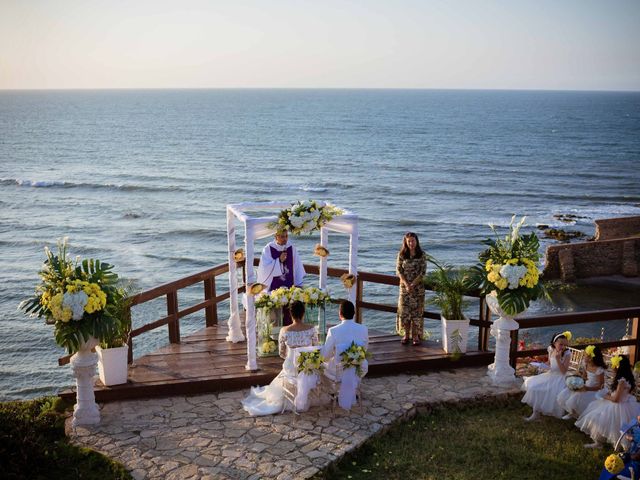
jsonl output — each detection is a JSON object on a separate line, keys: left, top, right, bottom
{"left": 495, "top": 278, "right": 508, "bottom": 290}
{"left": 562, "top": 330, "right": 572, "bottom": 341}
{"left": 604, "top": 454, "right": 624, "bottom": 474}
{"left": 585, "top": 345, "right": 595, "bottom": 358}
{"left": 611, "top": 355, "right": 623, "bottom": 369}
{"left": 507, "top": 258, "right": 519, "bottom": 265}
{"left": 485, "top": 259, "right": 494, "bottom": 272}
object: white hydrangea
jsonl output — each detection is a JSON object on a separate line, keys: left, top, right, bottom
{"left": 63, "top": 291, "right": 88, "bottom": 320}
{"left": 499, "top": 264, "right": 528, "bottom": 289}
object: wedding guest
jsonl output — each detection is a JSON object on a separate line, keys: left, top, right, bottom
{"left": 521, "top": 331, "right": 571, "bottom": 420}
{"left": 396, "top": 232, "right": 427, "bottom": 345}
{"left": 557, "top": 345, "right": 606, "bottom": 420}
{"left": 576, "top": 355, "right": 640, "bottom": 448}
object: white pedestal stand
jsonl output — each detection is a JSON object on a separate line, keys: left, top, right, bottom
{"left": 70, "top": 336, "right": 100, "bottom": 427}
{"left": 486, "top": 293, "right": 522, "bottom": 386}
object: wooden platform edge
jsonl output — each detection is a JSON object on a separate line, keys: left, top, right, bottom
{"left": 59, "top": 351, "right": 495, "bottom": 403}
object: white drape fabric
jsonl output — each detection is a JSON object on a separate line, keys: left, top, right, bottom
{"left": 226, "top": 207, "right": 245, "bottom": 342}
{"left": 293, "top": 346, "right": 322, "bottom": 412}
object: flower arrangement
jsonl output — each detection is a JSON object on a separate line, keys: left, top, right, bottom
{"left": 340, "top": 273, "right": 356, "bottom": 290}
{"left": 233, "top": 248, "right": 245, "bottom": 262}
{"left": 257, "top": 313, "right": 277, "bottom": 356}
{"left": 296, "top": 350, "right": 325, "bottom": 375}
{"left": 254, "top": 286, "right": 331, "bottom": 312}
{"left": 248, "top": 282, "right": 266, "bottom": 295}
{"left": 565, "top": 375, "right": 585, "bottom": 391}
{"left": 19, "top": 238, "right": 123, "bottom": 354}
{"left": 271, "top": 200, "right": 343, "bottom": 235}
{"left": 585, "top": 345, "right": 596, "bottom": 358}
{"left": 604, "top": 453, "right": 624, "bottom": 475}
{"left": 340, "top": 341, "right": 371, "bottom": 377}
{"left": 470, "top": 216, "right": 547, "bottom": 315}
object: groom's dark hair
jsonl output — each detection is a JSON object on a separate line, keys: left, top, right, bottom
{"left": 290, "top": 301, "right": 305, "bottom": 320}
{"left": 339, "top": 300, "right": 355, "bottom": 320}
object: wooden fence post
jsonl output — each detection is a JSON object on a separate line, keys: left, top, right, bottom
{"left": 355, "top": 277, "right": 364, "bottom": 324}
{"left": 204, "top": 276, "right": 218, "bottom": 327}
{"left": 631, "top": 317, "right": 640, "bottom": 365}
{"left": 167, "top": 291, "right": 180, "bottom": 344}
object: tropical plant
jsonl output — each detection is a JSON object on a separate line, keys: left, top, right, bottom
{"left": 99, "top": 286, "right": 133, "bottom": 349}
{"left": 19, "top": 238, "right": 122, "bottom": 354}
{"left": 424, "top": 256, "right": 471, "bottom": 320}
{"left": 468, "top": 216, "right": 547, "bottom": 315}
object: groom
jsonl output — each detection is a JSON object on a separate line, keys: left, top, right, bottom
{"left": 322, "top": 300, "right": 369, "bottom": 393}
{"left": 257, "top": 229, "right": 305, "bottom": 325}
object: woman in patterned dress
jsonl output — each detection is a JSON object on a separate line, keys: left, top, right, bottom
{"left": 396, "top": 232, "right": 427, "bottom": 345}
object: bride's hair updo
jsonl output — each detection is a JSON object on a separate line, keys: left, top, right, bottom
{"left": 289, "top": 301, "right": 305, "bottom": 321}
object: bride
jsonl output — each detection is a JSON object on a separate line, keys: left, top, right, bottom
{"left": 242, "top": 301, "right": 319, "bottom": 416}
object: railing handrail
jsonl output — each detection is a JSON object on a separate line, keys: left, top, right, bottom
{"left": 517, "top": 306, "right": 640, "bottom": 328}
{"left": 57, "top": 259, "right": 640, "bottom": 369}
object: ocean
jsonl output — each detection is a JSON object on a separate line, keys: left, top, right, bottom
{"left": 1, "top": 89, "right": 639, "bottom": 400}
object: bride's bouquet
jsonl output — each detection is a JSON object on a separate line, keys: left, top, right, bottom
{"left": 340, "top": 341, "right": 371, "bottom": 377}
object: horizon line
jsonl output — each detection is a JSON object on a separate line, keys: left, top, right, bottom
{"left": 1, "top": 86, "right": 639, "bottom": 94}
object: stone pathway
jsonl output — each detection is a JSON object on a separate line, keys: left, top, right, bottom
{"left": 69, "top": 368, "right": 522, "bottom": 480}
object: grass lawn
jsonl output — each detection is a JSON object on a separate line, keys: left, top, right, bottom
{"left": 317, "top": 396, "right": 607, "bottom": 480}
{"left": 0, "top": 397, "right": 132, "bottom": 480}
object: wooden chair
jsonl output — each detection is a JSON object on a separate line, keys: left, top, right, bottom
{"left": 567, "top": 347, "right": 585, "bottom": 374}
{"left": 281, "top": 346, "right": 323, "bottom": 415}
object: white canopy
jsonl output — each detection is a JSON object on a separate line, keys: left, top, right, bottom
{"left": 226, "top": 201, "right": 359, "bottom": 371}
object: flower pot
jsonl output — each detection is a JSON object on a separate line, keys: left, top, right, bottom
{"left": 441, "top": 316, "right": 470, "bottom": 354}
{"left": 96, "top": 345, "right": 129, "bottom": 386}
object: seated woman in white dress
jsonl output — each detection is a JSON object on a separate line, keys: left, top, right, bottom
{"left": 575, "top": 355, "right": 640, "bottom": 448}
{"left": 242, "top": 301, "right": 318, "bottom": 416}
{"left": 521, "top": 331, "right": 571, "bottom": 421}
{"left": 557, "top": 345, "right": 606, "bottom": 420}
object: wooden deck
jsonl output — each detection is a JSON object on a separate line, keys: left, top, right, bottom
{"left": 60, "top": 323, "right": 494, "bottom": 403}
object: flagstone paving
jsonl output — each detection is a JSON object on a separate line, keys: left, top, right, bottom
{"left": 69, "top": 367, "right": 522, "bottom": 480}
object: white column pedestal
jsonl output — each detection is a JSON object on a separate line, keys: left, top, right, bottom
{"left": 70, "top": 339, "right": 100, "bottom": 427}
{"left": 487, "top": 322, "right": 519, "bottom": 386}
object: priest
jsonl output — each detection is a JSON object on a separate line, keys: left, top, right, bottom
{"left": 257, "top": 229, "right": 305, "bottom": 325}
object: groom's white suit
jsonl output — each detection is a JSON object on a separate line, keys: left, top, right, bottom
{"left": 322, "top": 317, "right": 369, "bottom": 378}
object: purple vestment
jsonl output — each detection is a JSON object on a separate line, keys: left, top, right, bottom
{"left": 269, "top": 245, "right": 294, "bottom": 326}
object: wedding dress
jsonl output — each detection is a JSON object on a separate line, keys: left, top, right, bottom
{"left": 241, "top": 327, "right": 318, "bottom": 416}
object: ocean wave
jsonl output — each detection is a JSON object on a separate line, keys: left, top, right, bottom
{"left": 0, "top": 177, "right": 188, "bottom": 193}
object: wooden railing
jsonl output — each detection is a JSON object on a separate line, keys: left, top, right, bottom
{"left": 508, "top": 307, "right": 640, "bottom": 368}
{"left": 58, "top": 260, "right": 488, "bottom": 365}
{"left": 58, "top": 260, "right": 640, "bottom": 370}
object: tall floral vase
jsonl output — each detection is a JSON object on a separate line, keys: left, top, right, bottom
{"left": 70, "top": 335, "right": 100, "bottom": 427}
{"left": 485, "top": 292, "right": 522, "bottom": 386}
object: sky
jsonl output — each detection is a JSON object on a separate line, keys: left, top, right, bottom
{"left": 1, "top": 0, "right": 639, "bottom": 91}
